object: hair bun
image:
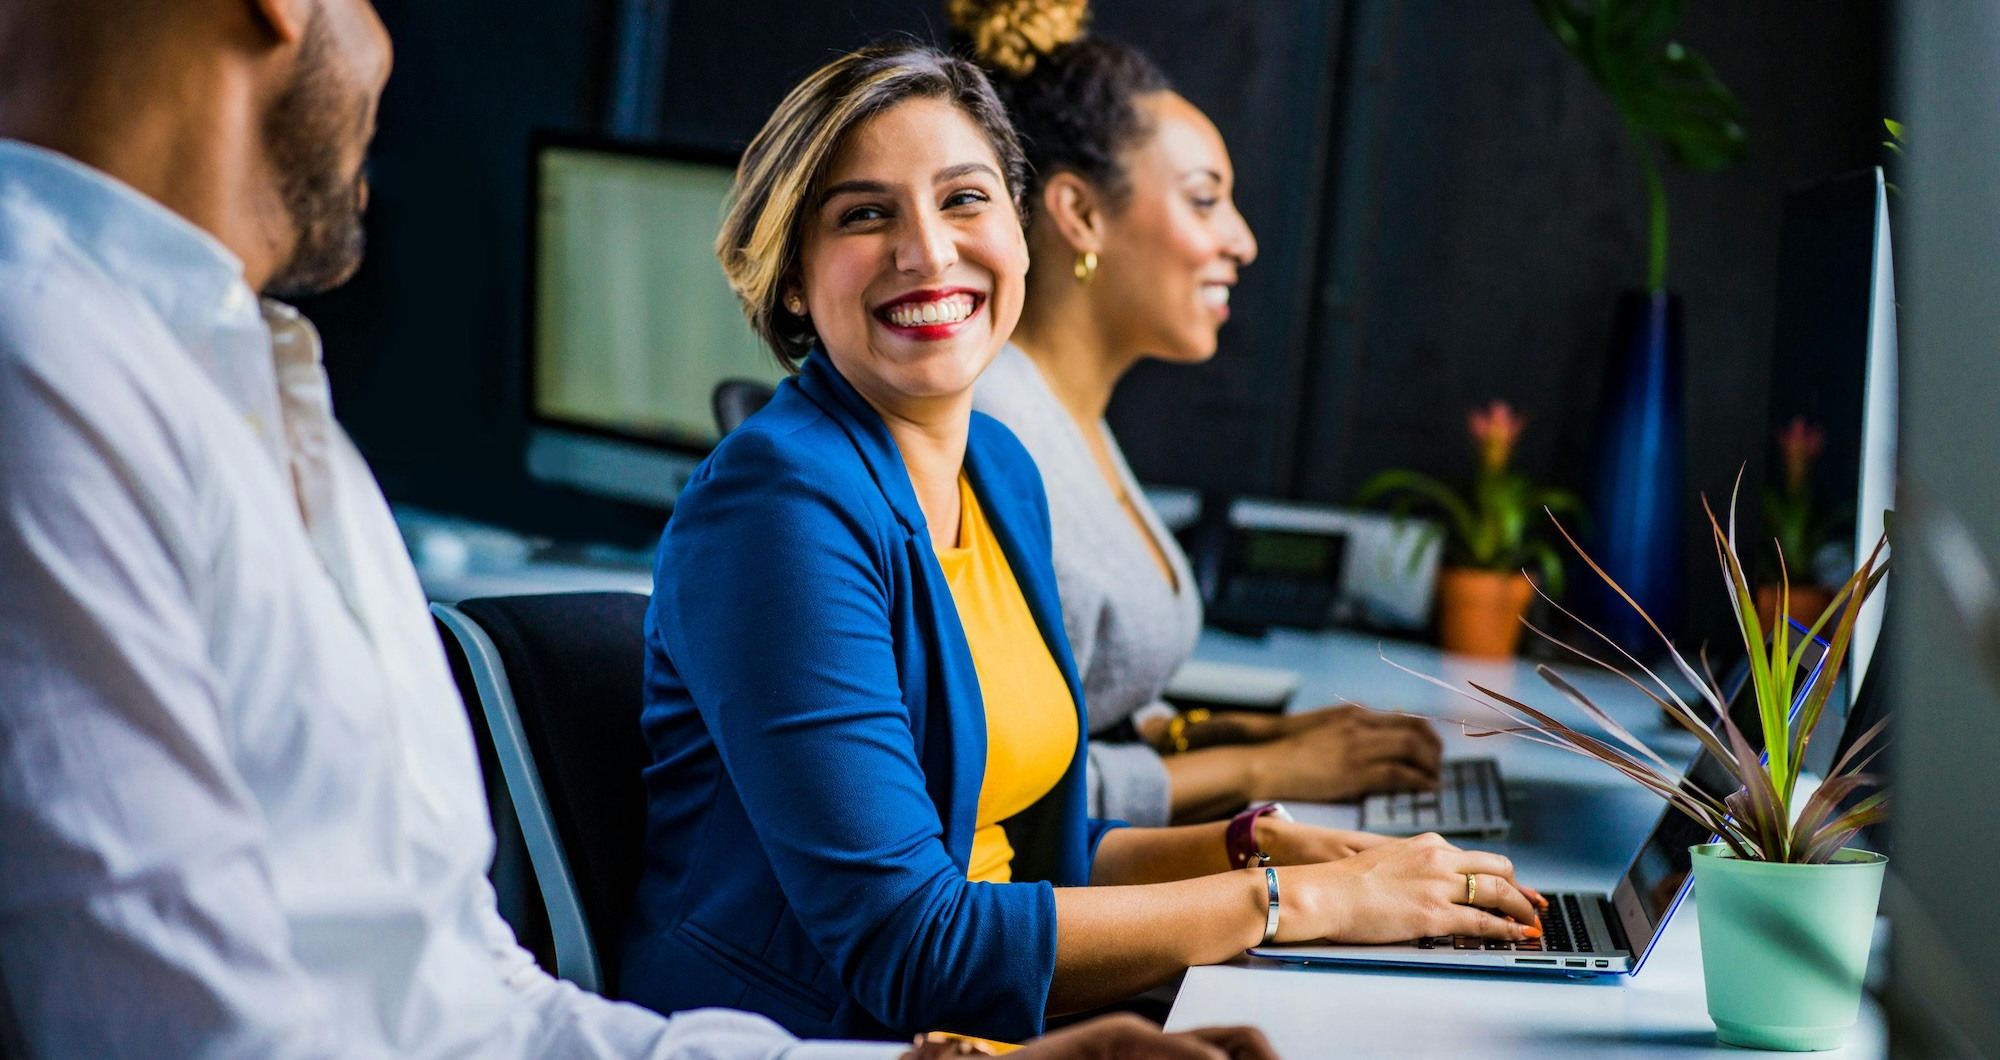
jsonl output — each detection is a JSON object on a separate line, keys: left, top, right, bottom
{"left": 948, "top": 0, "right": 1088, "bottom": 77}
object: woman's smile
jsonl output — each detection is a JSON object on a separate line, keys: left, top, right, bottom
{"left": 875, "top": 286, "right": 987, "bottom": 338}
{"left": 1198, "top": 280, "right": 1233, "bottom": 318}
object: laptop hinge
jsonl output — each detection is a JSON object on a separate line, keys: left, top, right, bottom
{"left": 1597, "top": 895, "right": 1633, "bottom": 953}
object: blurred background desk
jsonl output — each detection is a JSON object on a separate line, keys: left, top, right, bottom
{"left": 1168, "top": 627, "right": 1887, "bottom": 1058}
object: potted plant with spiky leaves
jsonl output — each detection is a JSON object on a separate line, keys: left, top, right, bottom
{"left": 1357, "top": 401, "right": 1586, "bottom": 658}
{"left": 1404, "top": 489, "right": 1888, "bottom": 1050}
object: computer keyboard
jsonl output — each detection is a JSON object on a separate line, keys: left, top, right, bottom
{"left": 1414, "top": 893, "right": 1595, "bottom": 954}
{"left": 1360, "top": 757, "right": 1508, "bottom": 837}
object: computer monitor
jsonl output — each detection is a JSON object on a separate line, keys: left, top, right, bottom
{"left": 1763, "top": 166, "right": 1898, "bottom": 702}
{"left": 524, "top": 135, "right": 788, "bottom": 508}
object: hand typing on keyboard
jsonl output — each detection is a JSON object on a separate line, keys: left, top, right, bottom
{"left": 1264, "top": 833, "right": 1549, "bottom": 946}
{"left": 1234, "top": 705, "right": 1445, "bottom": 804}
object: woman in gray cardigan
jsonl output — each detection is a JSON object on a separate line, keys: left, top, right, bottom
{"left": 967, "top": 7, "right": 1442, "bottom": 828}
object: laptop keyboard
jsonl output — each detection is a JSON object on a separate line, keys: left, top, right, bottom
{"left": 1413, "top": 893, "right": 1595, "bottom": 953}
{"left": 1362, "top": 758, "right": 1506, "bottom": 835}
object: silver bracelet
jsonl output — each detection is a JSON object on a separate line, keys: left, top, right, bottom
{"left": 1261, "top": 865, "right": 1282, "bottom": 944}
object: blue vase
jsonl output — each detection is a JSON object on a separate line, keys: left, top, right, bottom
{"left": 1580, "top": 289, "right": 1685, "bottom": 656}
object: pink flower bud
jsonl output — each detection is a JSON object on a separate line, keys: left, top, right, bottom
{"left": 1776, "top": 415, "right": 1825, "bottom": 493}
{"left": 1468, "top": 400, "right": 1525, "bottom": 473}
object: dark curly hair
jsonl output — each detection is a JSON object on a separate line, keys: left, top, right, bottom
{"left": 950, "top": 0, "right": 1172, "bottom": 207}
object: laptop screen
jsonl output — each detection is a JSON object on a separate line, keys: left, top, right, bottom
{"left": 1611, "top": 627, "right": 1832, "bottom": 965}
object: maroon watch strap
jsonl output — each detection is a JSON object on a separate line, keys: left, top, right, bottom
{"left": 1226, "top": 803, "right": 1281, "bottom": 870}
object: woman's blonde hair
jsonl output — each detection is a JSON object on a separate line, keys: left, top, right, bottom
{"left": 718, "top": 41, "right": 1028, "bottom": 369}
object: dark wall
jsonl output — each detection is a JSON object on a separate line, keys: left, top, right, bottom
{"left": 300, "top": 0, "right": 659, "bottom": 543}
{"left": 654, "top": 0, "right": 1351, "bottom": 498}
{"left": 1088, "top": 0, "right": 1348, "bottom": 496}
{"left": 309, "top": 0, "right": 1886, "bottom": 627}
{"left": 1260, "top": 0, "right": 1883, "bottom": 645}
{"left": 309, "top": 0, "right": 1344, "bottom": 547}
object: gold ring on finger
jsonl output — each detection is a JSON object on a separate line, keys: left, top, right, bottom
{"left": 1465, "top": 873, "right": 1477, "bottom": 906}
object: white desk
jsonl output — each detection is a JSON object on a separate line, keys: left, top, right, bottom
{"left": 1168, "top": 627, "right": 1886, "bottom": 1058}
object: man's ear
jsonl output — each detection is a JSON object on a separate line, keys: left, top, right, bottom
{"left": 1040, "top": 172, "right": 1106, "bottom": 256}
{"left": 243, "top": 0, "right": 313, "bottom": 45}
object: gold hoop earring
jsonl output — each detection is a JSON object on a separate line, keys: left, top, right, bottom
{"left": 1073, "top": 251, "right": 1098, "bottom": 283}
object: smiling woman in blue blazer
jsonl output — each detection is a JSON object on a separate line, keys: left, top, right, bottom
{"left": 619, "top": 38, "right": 1543, "bottom": 1046}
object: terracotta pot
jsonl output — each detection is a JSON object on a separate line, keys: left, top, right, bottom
{"left": 1754, "top": 584, "right": 1836, "bottom": 634}
{"left": 1437, "top": 568, "right": 1535, "bottom": 659}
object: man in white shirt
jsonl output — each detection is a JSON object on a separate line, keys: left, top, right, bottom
{"left": 0, "top": 0, "right": 1270, "bottom": 1057}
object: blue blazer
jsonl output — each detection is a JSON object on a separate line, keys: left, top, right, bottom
{"left": 620, "top": 352, "right": 1119, "bottom": 1042}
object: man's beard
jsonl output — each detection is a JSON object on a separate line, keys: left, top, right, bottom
{"left": 263, "top": 12, "right": 371, "bottom": 300}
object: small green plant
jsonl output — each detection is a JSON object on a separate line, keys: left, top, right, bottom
{"left": 1357, "top": 401, "right": 1586, "bottom": 595}
{"left": 1533, "top": 0, "right": 1750, "bottom": 291}
{"left": 1881, "top": 118, "right": 1905, "bottom": 198}
{"left": 1399, "top": 486, "right": 1889, "bottom": 864}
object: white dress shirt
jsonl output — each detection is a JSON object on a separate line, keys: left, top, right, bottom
{"left": 0, "top": 140, "right": 896, "bottom": 1059}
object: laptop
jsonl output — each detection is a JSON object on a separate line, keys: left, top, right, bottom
{"left": 1161, "top": 658, "right": 1512, "bottom": 837}
{"left": 1251, "top": 626, "right": 1833, "bottom": 977}
{"left": 1360, "top": 757, "right": 1509, "bottom": 838}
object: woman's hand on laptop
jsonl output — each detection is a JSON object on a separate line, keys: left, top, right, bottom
{"left": 1272, "top": 832, "right": 1546, "bottom": 944}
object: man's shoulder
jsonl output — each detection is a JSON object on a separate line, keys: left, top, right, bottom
{"left": 0, "top": 245, "right": 204, "bottom": 488}
{"left": 0, "top": 219, "right": 176, "bottom": 376}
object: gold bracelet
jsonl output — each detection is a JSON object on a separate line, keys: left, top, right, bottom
{"left": 1165, "top": 707, "right": 1213, "bottom": 755}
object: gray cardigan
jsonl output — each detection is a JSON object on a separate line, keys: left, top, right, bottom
{"left": 972, "top": 345, "right": 1203, "bottom": 827}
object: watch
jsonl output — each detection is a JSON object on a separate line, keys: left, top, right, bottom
{"left": 1225, "top": 802, "right": 1294, "bottom": 870}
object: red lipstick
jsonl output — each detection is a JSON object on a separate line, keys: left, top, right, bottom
{"left": 873, "top": 287, "right": 985, "bottom": 341}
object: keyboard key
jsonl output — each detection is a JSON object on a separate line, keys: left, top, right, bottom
{"left": 1515, "top": 939, "right": 1543, "bottom": 951}
{"left": 1453, "top": 936, "right": 1483, "bottom": 950}
{"left": 1484, "top": 940, "right": 1513, "bottom": 950}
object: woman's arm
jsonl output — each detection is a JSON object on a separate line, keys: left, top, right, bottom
{"left": 1088, "top": 814, "right": 1391, "bottom": 887}
{"left": 1087, "top": 820, "right": 1233, "bottom": 884}
{"left": 1051, "top": 834, "right": 1544, "bottom": 1015}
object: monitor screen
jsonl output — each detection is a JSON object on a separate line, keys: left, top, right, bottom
{"left": 1763, "top": 167, "right": 1897, "bottom": 695}
{"left": 531, "top": 140, "right": 788, "bottom": 452}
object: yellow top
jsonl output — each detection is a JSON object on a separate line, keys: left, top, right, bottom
{"left": 935, "top": 475, "right": 1079, "bottom": 883}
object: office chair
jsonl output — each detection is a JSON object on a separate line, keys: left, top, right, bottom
{"left": 432, "top": 592, "right": 651, "bottom": 996}
{"left": 711, "top": 378, "right": 776, "bottom": 436}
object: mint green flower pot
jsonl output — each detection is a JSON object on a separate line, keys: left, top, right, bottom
{"left": 1690, "top": 844, "right": 1886, "bottom": 1051}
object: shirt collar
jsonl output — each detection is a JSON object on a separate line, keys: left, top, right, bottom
{"left": 0, "top": 139, "right": 255, "bottom": 358}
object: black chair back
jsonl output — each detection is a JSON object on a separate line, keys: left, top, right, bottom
{"left": 712, "top": 378, "right": 776, "bottom": 436}
{"left": 455, "top": 592, "right": 651, "bottom": 992}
